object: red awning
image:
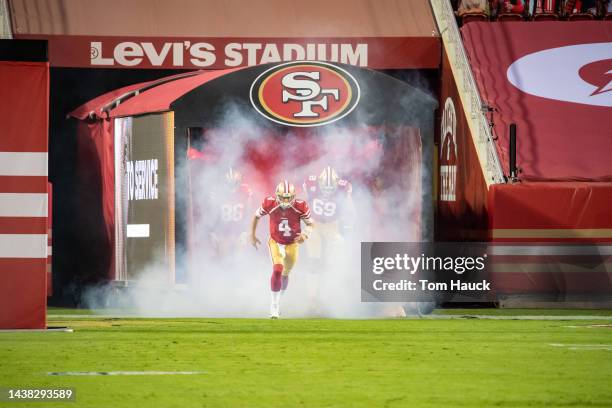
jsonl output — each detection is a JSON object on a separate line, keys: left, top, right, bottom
{"left": 68, "top": 68, "right": 240, "bottom": 120}
{"left": 68, "top": 73, "right": 185, "bottom": 120}
{"left": 461, "top": 21, "right": 612, "bottom": 182}
{"left": 108, "top": 68, "right": 239, "bottom": 118}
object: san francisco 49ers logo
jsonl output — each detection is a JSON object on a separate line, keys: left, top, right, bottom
{"left": 250, "top": 61, "right": 360, "bottom": 127}
{"left": 507, "top": 43, "right": 611, "bottom": 107}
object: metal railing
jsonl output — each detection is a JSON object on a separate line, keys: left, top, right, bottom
{"left": 430, "top": 0, "right": 506, "bottom": 186}
{"left": 0, "top": 0, "right": 12, "bottom": 39}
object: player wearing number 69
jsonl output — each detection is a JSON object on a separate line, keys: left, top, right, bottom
{"left": 250, "top": 180, "right": 314, "bottom": 319}
{"left": 301, "top": 167, "right": 354, "bottom": 313}
{"left": 302, "top": 166, "right": 354, "bottom": 258}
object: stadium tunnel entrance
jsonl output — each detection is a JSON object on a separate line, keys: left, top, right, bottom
{"left": 2, "top": 0, "right": 442, "bottom": 317}
{"left": 182, "top": 125, "right": 422, "bottom": 283}
{"left": 71, "top": 62, "right": 437, "bottom": 284}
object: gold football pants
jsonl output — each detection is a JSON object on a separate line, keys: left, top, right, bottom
{"left": 268, "top": 238, "right": 299, "bottom": 276}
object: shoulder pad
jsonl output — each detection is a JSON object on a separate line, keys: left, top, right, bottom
{"left": 294, "top": 199, "right": 309, "bottom": 211}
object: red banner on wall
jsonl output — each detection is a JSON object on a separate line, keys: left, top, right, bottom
{"left": 436, "top": 48, "right": 489, "bottom": 241}
{"left": 461, "top": 22, "right": 612, "bottom": 182}
{"left": 0, "top": 60, "right": 49, "bottom": 329}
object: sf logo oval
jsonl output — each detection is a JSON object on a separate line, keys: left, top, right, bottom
{"left": 250, "top": 61, "right": 360, "bottom": 127}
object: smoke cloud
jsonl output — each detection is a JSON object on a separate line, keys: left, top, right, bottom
{"left": 83, "top": 72, "right": 435, "bottom": 318}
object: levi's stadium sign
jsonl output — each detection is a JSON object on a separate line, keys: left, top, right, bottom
{"left": 13, "top": 35, "right": 441, "bottom": 69}
{"left": 249, "top": 61, "right": 360, "bottom": 127}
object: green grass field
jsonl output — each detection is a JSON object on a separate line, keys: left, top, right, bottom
{"left": 1, "top": 310, "right": 611, "bottom": 407}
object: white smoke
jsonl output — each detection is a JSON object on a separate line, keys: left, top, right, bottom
{"left": 84, "top": 78, "right": 434, "bottom": 319}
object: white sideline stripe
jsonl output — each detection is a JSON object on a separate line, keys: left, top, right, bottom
{"left": 0, "top": 234, "right": 47, "bottom": 258}
{"left": 0, "top": 152, "right": 47, "bottom": 176}
{"left": 127, "top": 224, "right": 150, "bottom": 238}
{"left": 0, "top": 193, "right": 47, "bottom": 217}
{"left": 45, "top": 313, "right": 612, "bottom": 320}
{"left": 47, "top": 371, "right": 207, "bottom": 376}
{"left": 0, "top": 328, "right": 72, "bottom": 333}
{"left": 490, "top": 245, "right": 612, "bottom": 256}
{"left": 549, "top": 343, "right": 612, "bottom": 351}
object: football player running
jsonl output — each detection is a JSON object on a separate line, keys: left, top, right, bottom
{"left": 250, "top": 180, "right": 314, "bottom": 319}
{"left": 208, "top": 167, "right": 253, "bottom": 257}
{"left": 303, "top": 166, "right": 354, "bottom": 253}
{"left": 302, "top": 166, "right": 355, "bottom": 310}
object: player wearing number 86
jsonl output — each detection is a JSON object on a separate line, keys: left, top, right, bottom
{"left": 250, "top": 180, "right": 314, "bottom": 319}
{"left": 207, "top": 168, "right": 253, "bottom": 257}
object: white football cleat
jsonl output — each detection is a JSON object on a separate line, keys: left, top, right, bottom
{"left": 270, "top": 303, "right": 280, "bottom": 319}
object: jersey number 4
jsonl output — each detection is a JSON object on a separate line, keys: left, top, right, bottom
{"left": 278, "top": 219, "right": 292, "bottom": 237}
